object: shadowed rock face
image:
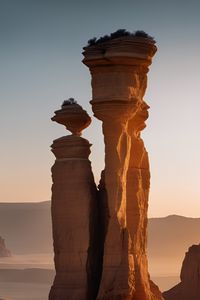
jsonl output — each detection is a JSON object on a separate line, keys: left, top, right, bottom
{"left": 163, "top": 244, "right": 200, "bottom": 300}
{"left": 0, "top": 236, "right": 11, "bottom": 257}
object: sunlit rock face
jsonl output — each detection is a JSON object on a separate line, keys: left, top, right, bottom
{"left": 0, "top": 236, "right": 11, "bottom": 257}
{"left": 83, "top": 34, "right": 163, "bottom": 300}
{"left": 163, "top": 244, "right": 200, "bottom": 300}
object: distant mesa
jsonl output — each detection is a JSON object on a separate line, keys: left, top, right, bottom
{"left": 0, "top": 236, "right": 11, "bottom": 257}
{"left": 163, "top": 244, "right": 200, "bottom": 300}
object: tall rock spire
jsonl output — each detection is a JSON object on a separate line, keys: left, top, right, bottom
{"left": 83, "top": 31, "right": 163, "bottom": 300}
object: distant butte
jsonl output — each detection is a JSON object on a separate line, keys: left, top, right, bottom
{"left": 0, "top": 236, "right": 11, "bottom": 257}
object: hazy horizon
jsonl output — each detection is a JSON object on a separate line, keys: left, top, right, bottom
{"left": 1, "top": 200, "right": 200, "bottom": 218}
{"left": 1, "top": 201, "right": 200, "bottom": 298}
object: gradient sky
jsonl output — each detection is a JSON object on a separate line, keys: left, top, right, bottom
{"left": 0, "top": 0, "right": 200, "bottom": 217}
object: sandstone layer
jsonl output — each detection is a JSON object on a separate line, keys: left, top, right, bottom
{"left": 83, "top": 34, "right": 163, "bottom": 300}
{"left": 163, "top": 244, "right": 200, "bottom": 300}
{"left": 0, "top": 236, "right": 11, "bottom": 257}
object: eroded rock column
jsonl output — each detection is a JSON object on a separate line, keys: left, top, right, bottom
{"left": 83, "top": 35, "right": 162, "bottom": 299}
{"left": 49, "top": 100, "right": 99, "bottom": 300}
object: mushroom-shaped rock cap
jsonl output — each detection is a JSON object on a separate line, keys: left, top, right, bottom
{"left": 82, "top": 30, "right": 157, "bottom": 67}
{"left": 52, "top": 99, "right": 91, "bottom": 136}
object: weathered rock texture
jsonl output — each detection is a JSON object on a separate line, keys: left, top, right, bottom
{"left": 49, "top": 102, "right": 100, "bottom": 300}
{"left": 83, "top": 35, "right": 163, "bottom": 299}
{"left": 50, "top": 33, "right": 163, "bottom": 300}
{"left": 0, "top": 236, "right": 11, "bottom": 257}
{"left": 163, "top": 244, "right": 200, "bottom": 300}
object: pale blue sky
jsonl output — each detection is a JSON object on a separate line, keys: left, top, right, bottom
{"left": 0, "top": 0, "right": 200, "bottom": 216}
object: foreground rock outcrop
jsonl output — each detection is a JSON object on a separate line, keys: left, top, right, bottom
{"left": 163, "top": 244, "right": 200, "bottom": 300}
{"left": 50, "top": 30, "right": 163, "bottom": 300}
{"left": 0, "top": 236, "right": 11, "bottom": 257}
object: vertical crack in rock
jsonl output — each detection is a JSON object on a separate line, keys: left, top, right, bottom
{"left": 86, "top": 170, "right": 110, "bottom": 299}
{"left": 86, "top": 182, "right": 102, "bottom": 300}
